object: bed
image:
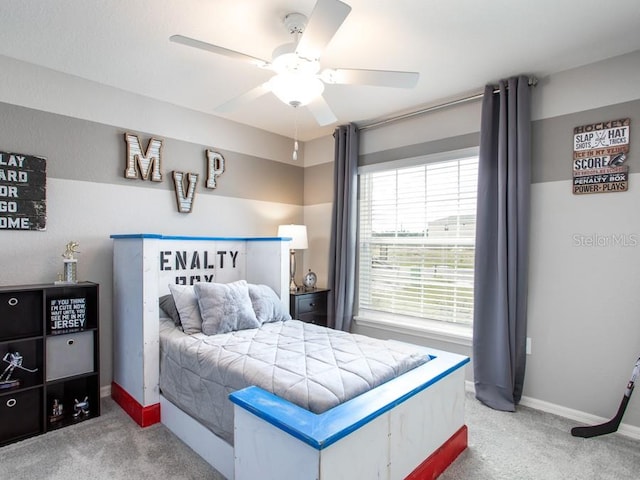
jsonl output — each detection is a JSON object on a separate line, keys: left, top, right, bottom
{"left": 110, "top": 234, "right": 470, "bottom": 480}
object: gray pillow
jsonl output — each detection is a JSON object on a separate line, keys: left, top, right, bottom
{"left": 168, "top": 283, "right": 203, "bottom": 335}
{"left": 248, "top": 284, "right": 291, "bottom": 324}
{"left": 195, "top": 280, "right": 259, "bottom": 335}
{"left": 159, "top": 294, "right": 181, "bottom": 327}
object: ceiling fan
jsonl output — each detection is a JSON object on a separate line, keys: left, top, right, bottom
{"left": 170, "top": 0, "right": 419, "bottom": 126}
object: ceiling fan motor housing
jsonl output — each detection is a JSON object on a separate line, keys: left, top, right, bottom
{"left": 284, "top": 12, "right": 307, "bottom": 35}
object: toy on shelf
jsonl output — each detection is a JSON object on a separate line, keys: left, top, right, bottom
{"left": 0, "top": 351, "right": 38, "bottom": 390}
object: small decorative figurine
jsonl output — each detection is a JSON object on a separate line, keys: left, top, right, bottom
{"left": 0, "top": 351, "right": 39, "bottom": 390}
{"left": 73, "top": 396, "right": 90, "bottom": 419}
{"left": 50, "top": 399, "right": 64, "bottom": 423}
{"left": 62, "top": 241, "right": 80, "bottom": 260}
{"left": 57, "top": 241, "right": 80, "bottom": 284}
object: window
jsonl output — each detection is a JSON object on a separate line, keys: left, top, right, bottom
{"left": 358, "top": 149, "right": 478, "bottom": 327}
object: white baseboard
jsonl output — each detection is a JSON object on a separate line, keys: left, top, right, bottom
{"left": 100, "top": 384, "right": 111, "bottom": 398}
{"left": 464, "top": 381, "right": 640, "bottom": 441}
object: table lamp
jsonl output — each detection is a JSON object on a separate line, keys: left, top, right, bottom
{"left": 277, "top": 224, "right": 308, "bottom": 291}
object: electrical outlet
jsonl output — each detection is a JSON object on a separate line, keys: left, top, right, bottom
{"left": 526, "top": 337, "right": 532, "bottom": 355}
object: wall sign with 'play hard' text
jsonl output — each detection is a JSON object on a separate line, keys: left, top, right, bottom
{"left": 573, "top": 118, "right": 630, "bottom": 195}
{"left": 0, "top": 151, "right": 47, "bottom": 230}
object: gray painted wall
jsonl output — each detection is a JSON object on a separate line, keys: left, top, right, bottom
{"left": 0, "top": 101, "right": 303, "bottom": 203}
{"left": 532, "top": 99, "right": 640, "bottom": 183}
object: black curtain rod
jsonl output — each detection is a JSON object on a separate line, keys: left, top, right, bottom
{"left": 359, "top": 76, "right": 537, "bottom": 132}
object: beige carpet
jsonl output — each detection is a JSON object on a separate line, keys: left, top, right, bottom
{"left": 0, "top": 397, "right": 223, "bottom": 480}
{"left": 1, "top": 393, "right": 639, "bottom": 479}
{"left": 441, "top": 393, "right": 640, "bottom": 480}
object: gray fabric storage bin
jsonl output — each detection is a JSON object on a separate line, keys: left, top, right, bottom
{"left": 46, "top": 331, "right": 94, "bottom": 381}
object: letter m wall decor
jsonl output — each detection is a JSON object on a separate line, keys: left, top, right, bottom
{"left": 124, "top": 133, "right": 163, "bottom": 182}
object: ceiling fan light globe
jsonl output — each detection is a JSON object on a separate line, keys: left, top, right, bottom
{"left": 271, "top": 43, "right": 296, "bottom": 67}
{"left": 320, "top": 68, "right": 341, "bottom": 84}
{"left": 272, "top": 51, "right": 320, "bottom": 76}
{"left": 270, "top": 73, "right": 325, "bottom": 107}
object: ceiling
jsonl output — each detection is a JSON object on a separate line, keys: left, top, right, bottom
{"left": 0, "top": 0, "right": 639, "bottom": 141}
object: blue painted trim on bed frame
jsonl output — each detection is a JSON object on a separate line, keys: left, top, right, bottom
{"left": 230, "top": 348, "right": 470, "bottom": 450}
{"left": 110, "top": 233, "right": 287, "bottom": 242}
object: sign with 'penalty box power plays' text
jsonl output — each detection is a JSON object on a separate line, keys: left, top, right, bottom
{"left": 573, "top": 118, "right": 630, "bottom": 195}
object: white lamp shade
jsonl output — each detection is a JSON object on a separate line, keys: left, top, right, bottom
{"left": 278, "top": 224, "right": 308, "bottom": 250}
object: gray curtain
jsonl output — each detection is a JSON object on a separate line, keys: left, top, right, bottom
{"left": 473, "top": 75, "right": 532, "bottom": 411}
{"left": 328, "top": 123, "right": 359, "bottom": 332}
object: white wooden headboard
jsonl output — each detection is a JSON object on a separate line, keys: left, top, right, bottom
{"left": 110, "top": 234, "right": 289, "bottom": 418}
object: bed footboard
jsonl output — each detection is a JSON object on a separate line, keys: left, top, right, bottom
{"left": 231, "top": 348, "right": 468, "bottom": 480}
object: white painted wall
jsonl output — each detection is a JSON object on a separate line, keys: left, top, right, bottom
{"left": 360, "top": 50, "right": 640, "bottom": 154}
{"left": 532, "top": 50, "right": 640, "bottom": 122}
{"left": 527, "top": 176, "right": 640, "bottom": 425}
{"left": 0, "top": 55, "right": 298, "bottom": 164}
{"left": 0, "top": 54, "right": 305, "bottom": 388}
{"left": 302, "top": 202, "right": 332, "bottom": 288}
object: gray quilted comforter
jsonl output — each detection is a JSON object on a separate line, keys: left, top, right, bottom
{"left": 159, "top": 316, "right": 429, "bottom": 444}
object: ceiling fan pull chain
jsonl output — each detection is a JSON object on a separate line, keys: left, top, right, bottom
{"left": 293, "top": 106, "right": 299, "bottom": 161}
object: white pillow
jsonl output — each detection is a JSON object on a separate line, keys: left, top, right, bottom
{"left": 248, "top": 284, "right": 291, "bottom": 324}
{"left": 195, "top": 280, "right": 259, "bottom": 335}
{"left": 168, "top": 283, "right": 203, "bottom": 334}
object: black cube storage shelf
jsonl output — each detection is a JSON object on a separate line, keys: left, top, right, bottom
{"left": 0, "top": 282, "right": 100, "bottom": 446}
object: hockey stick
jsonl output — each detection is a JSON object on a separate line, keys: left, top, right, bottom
{"left": 571, "top": 356, "right": 640, "bottom": 438}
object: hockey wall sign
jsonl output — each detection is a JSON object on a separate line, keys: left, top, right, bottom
{"left": 0, "top": 151, "right": 46, "bottom": 230}
{"left": 573, "top": 118, "right": 630, "bottom": 195}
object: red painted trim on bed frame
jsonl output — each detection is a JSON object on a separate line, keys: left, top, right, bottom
{"left": 405, "top": 425, "right": 468, "bottom": 480}
{"left": 111, "top": 381, "right": 161, "bottom": 427}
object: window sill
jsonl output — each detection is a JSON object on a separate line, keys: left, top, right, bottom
{"left": 354, "top": 311, "right": 472, "bottom": 347}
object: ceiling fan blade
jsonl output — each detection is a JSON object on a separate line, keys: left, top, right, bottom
{"left": 170, "top": 34, "right": 269, "bottom": 67}
{"left": 321, "top": 68, "right": 419, "bottom": 88}
{"left": 307, "top": 95, "right": 338, "bottom": 126}
{"left": 296, "top": 0, "right": 352, "bottom": 61}
{"left": 215, "top": 83, "right": 272, "bottom": 113}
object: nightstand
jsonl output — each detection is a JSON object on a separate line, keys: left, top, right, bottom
{"left": 290, "top": 288, "right": 330, "bottom": 327}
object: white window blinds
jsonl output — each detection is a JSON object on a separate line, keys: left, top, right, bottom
{"left": 358, "top": 153, "right": 478, "bottom": 325}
